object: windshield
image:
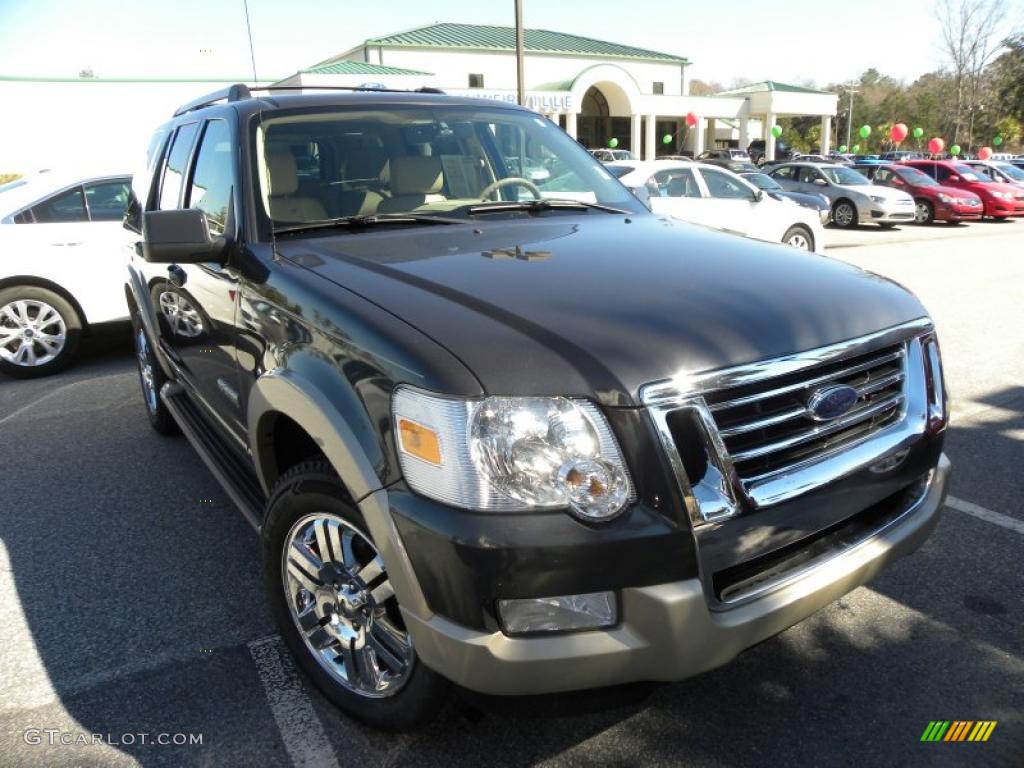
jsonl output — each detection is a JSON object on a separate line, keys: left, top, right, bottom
{"left": 994, "top": 163, "right": 1024, "bottom": 181}
{"left": 822, "top": 166, "right": 871, "bottom": 185}
{"left": 894, "top": 167, "right": 938, "bottom": 187}
{"left": 743, "top": 173, "right": 781, "bottom": 190}
{"left": 953, "top": 164, "right": 985, "bottom": 182}
{"left": 255, "top": 105, "right": 644, "bottom": 227}
{"left": 0, "top": 179, "right": 28, "bottom": 194}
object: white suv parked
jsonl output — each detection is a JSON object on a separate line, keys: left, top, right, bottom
{"left": 0, "top": 170, "right": 133, "bottom": 377}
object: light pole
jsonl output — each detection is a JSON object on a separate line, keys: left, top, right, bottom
{"left": 514, "top": 0, "right": 525, "bottom": 106}
{"left": 843, "top": 86, "right": 858, "bottom": 150}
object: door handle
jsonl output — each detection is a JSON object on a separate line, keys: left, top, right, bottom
{"left": 167, "top": 264, "right": 187, "bottom": 288}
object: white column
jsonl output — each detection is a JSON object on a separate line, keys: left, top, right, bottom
{"left": 820, "top": 115, "right": 832, "bottom": 155}
{"left": 739, "top": 118, "right": 749, "bottom": 150}
{"left": 565, "top": 111, "right": 578, "bottom": 139}
{"left": 630, "top": 114, "right": 642, "bottom": 158}
{"left": 645, "top": 114, "right": 657, "bottom": 160}
{"left": 766, "top": 111, "right": 777, "bottom": 162}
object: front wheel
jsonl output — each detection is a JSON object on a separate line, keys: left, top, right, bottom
{"left": 262, "top": 461, "right": 448, "bottom": 731}
{"left": 782, "top": 225, "right": 814, "bottom": 251}
{"left": 0, "top": 286, "right": 82, "bottom": 378}
{"left": 914, "top": 199, "right": 935, "bottom": 224}
{"left": 132, "top": 318, "right": 179, "bottom": 435}
{"left": 832, "top": 200, "right": 858, "bottom": 229}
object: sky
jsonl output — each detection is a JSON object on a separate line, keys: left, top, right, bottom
{"left": 0, "top": 0, "right": 1019, "bottom": 88}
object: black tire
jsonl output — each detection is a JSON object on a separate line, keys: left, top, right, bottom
{"left": 914, "top": 199, "right": 935, "bottom": 225}
{"left": 0, "top": 285, "right": 82, "bottom": 379}
{"left": 878, "top": 223, "right": 897, "bottom": 229}
{"left": 262, "top": 460, "right": 448, "bottom": 731}
{"left": 782, "top": 225, "right": 814, "bottom": 251}
{"left": 832, "top": 200, "right": 858, "bottom": 229}
{"left": 131, "top": 316, "right": 179, "bottom": 435}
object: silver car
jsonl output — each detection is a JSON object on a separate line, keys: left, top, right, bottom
{"left": 961, "top": 160, "right": 1024, "bottom": 189}
{"left": 769, "top": 162, "right": 916, "bottom": 228}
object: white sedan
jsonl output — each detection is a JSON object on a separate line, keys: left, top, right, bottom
{"left": 0, "top": 170, "right": 133, "bottom": 377}
{"left": 609, "top": 159, "right": 827, "bottom": 253}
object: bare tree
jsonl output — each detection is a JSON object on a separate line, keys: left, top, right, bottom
{"left": 935, "top": 0, "right": 1007, "bottom": 147}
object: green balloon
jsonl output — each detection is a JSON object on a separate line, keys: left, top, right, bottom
{"left": 994, "top": 135, "right": 1003, "bottom": 146}
{"left": 838, "top": 144, "right": 848, "bottom": 153}
{"left": 662, "top": 134, "right": 672, "bottom": 144}
{"left": 851, "top": 144, "right": 860, "bottom": 153}
{"left": 858, "top": 125, "right": 871, "bottom": 139}
{"left": 912, "top": 127, "right": 924, "bottom": 139}
{"left": 770, "top": 125, "right": 783, "bottom": 138}
{"left": 608, "top": 137, "right": 619, "bottom": 148}
{"left": 950, "top": 144, "right": 960, "bottom": 155}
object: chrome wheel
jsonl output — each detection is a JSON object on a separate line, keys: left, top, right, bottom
{"left": 833, "top": 202, "right": 856, "bottom": 228}
{"left": 282, "top": 514, "right": 414, "bottom": 698}
{"left": 0, "top": 299, "right": 67, "bottom": 367}
{"left": 158, "top": 291, "right": 203, "bottom": 338}
{"left": 785, "top": 232, "right": 811, "bottom": 250}
{"left": 135, "top": 327, "right": 159, "bottom": 414}
{"left": 914, "top": 201, "right": 932, "bottom": 223}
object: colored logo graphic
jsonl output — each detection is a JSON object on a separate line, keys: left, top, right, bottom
{"left": 920, "top": 721, "right": 997, "bottom": 742}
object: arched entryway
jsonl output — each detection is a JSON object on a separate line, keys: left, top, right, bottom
{"left": 569, "top": 66, "right": 639, "bottom": 152}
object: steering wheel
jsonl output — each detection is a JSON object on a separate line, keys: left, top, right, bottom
{"left": 479, "top": 177, "right": 543, "bottom": 201}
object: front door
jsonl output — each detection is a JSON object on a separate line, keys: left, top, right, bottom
{"left": 148, "top": 117, "right": 245, "bottom": 441}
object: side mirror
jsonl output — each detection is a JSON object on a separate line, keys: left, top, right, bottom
{"left": 948, "top": 175, "right": 960, "bottom": 182}
{"left": 753, "top": 189, "right": 765, "bottom": 202}
{"left": 141, "top": 209, "right": 226, "bottom": 264}
{"left": 813, "top": 178, "right": 828, "bottom": 186}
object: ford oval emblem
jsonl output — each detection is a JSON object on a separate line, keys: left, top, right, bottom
{"left": 807, "top": 384, "right": 859, "bottom": 421}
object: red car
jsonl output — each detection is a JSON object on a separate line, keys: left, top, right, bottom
{"left": 872, "top": 164, "right": 983, "bottom": 224}
{"left": 904, "top": 160, "right": 1024, "bottom": 219}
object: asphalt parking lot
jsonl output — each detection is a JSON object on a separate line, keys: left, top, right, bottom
{"left": 1, "top": 220, "right": 1022, "bottom": 768}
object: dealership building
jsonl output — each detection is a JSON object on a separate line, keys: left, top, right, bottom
{"left": 277, "top": 23, "right": 839, "bottom": 161}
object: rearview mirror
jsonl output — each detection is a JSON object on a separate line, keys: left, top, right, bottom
{"left": 142, "top": 209, "right": 226, "bottom": 264}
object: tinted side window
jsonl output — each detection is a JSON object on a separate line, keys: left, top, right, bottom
{"left": 874, "top": 169, "right": 892, "bottom": 184}
{"left": 84, "top": 179, "right": 131, "bottom": 221}
{"left": 935, "top": 165, "right": 950, "bottom": 182}
{"left": 652, "top": 169, "right": 699, "bottom": 198}
{"left": 28, "top": 186, "right": 88, "bottom": 223}
{"left": 915, "top": 164, "right": 937, "bottom": 180}
{"left": 797, "top": 167, "right": 819, "bottom": 184}
{"left": 187, "top": 120, "right": 233, "bottom": 235}
{"left": 702, "top": 169, "right": 752, "bottom": 199}
{"left": 772, "top": 166, "right": 795, "bottom": 180}
{"left": 159, "top": 123, "right": 199, "bottom": 210}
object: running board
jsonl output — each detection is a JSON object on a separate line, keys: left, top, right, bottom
{"left": 161, "top": 382, "right": 265, "bottom": 531}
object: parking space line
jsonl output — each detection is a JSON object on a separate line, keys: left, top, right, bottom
{"left": 946, "top": 496, "right": 1024, "bottom": 536}
{"left": 249, "top": 635, "right": 340, "bottom": 768}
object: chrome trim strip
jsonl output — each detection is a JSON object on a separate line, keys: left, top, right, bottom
{"left": 642, "top": 317, "right": 931, "bottom": 406}
{"left": 728, "top": 394, "right": 903, "bottom": 463}
{"left": 707, "top": 349, "right": 904, "bottom": 413}
{"left": 718, "top": 405, "right": 809, "bottom": 438}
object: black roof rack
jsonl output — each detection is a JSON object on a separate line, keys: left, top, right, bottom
{"left": 172, "top": 83, "right": 447, "bottom": 117}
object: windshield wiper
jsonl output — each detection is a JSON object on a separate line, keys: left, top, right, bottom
{"left": 273, "top": 213, "right": 465, "bottom": 236}
{"left": 465, "top": 199, "right": 629, "bottom": 216}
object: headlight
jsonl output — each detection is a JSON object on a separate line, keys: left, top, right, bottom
{"left": 936, "top": 193, "right": 954, "bottom": 203}
{"left": 392, "top": 387, "right": 635, "bottom": 521}
{"left": 869, "top": 195, "right": 886, "bottom": 204}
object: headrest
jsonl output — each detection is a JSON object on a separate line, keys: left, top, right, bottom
{"left": 344, "top": 148, "right": 388, "bottom": 181}
{"left": 267, "top": 152, "right": 298, "bottom": 196}
{"left": 389, "top": 156, "right": 443, "bottom": 196}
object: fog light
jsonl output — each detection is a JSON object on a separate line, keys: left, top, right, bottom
{"left": 498, "top": 591, "right": 616, "bottom": 635}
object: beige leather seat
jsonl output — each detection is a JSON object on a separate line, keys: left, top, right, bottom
{"left": 335, "top": 149, "right": 388, "bottom": 217}
{"left": 267, "top": 152, "right": 327, "bottom": 222}
{"left": 377, "top": 156, "right": 445, "bottom": 214}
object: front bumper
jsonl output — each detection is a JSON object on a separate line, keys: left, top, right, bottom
{"left": 936, "top": 202, "right": 983, "bottom": 221}
{"left": 862, "top": 201, "right": 916, "bottom": 223}
{"left": 403, "top": 453, "right": 950, "bottom": 695}
{"left": 985, "top": 199, "right": 1024, "bottom": 217}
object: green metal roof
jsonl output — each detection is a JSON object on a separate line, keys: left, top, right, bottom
{"left": 363, "top": 23, "right": 689, "bottom": 64}
{"left": 301, "top": 60, "right": 432, "bottom": 76}
{"left": 0, "top": 75, "right": 282, "bottom": 83}
{"left": 714, "top": 80, "right": 833, "bottom": 96}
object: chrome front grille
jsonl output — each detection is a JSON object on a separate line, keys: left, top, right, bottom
{"left": 706, "top": 344, "right": 906, "bottom": 483}
{"left": 641, "top": 319, "right": 935, "bottom": 523}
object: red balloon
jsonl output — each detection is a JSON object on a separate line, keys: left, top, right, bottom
{"left": 890, "top": 123, "right": 908, "bottom": 143}
{"left": 685, "top": 112, "right": 698, "bottom": 128}
{"left": 928, "top": 137, "right": 945, "bottom": 154}
{"left": 977, "top": 146, "right": 993, "bottom": 160}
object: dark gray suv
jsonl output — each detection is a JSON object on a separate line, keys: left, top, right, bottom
{"left": 124, "top": 84, "right": 951, "bottom": 730}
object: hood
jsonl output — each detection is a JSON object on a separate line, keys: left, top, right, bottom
{"left": 278, "top": 214, "right": 928, "bottom": 407}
